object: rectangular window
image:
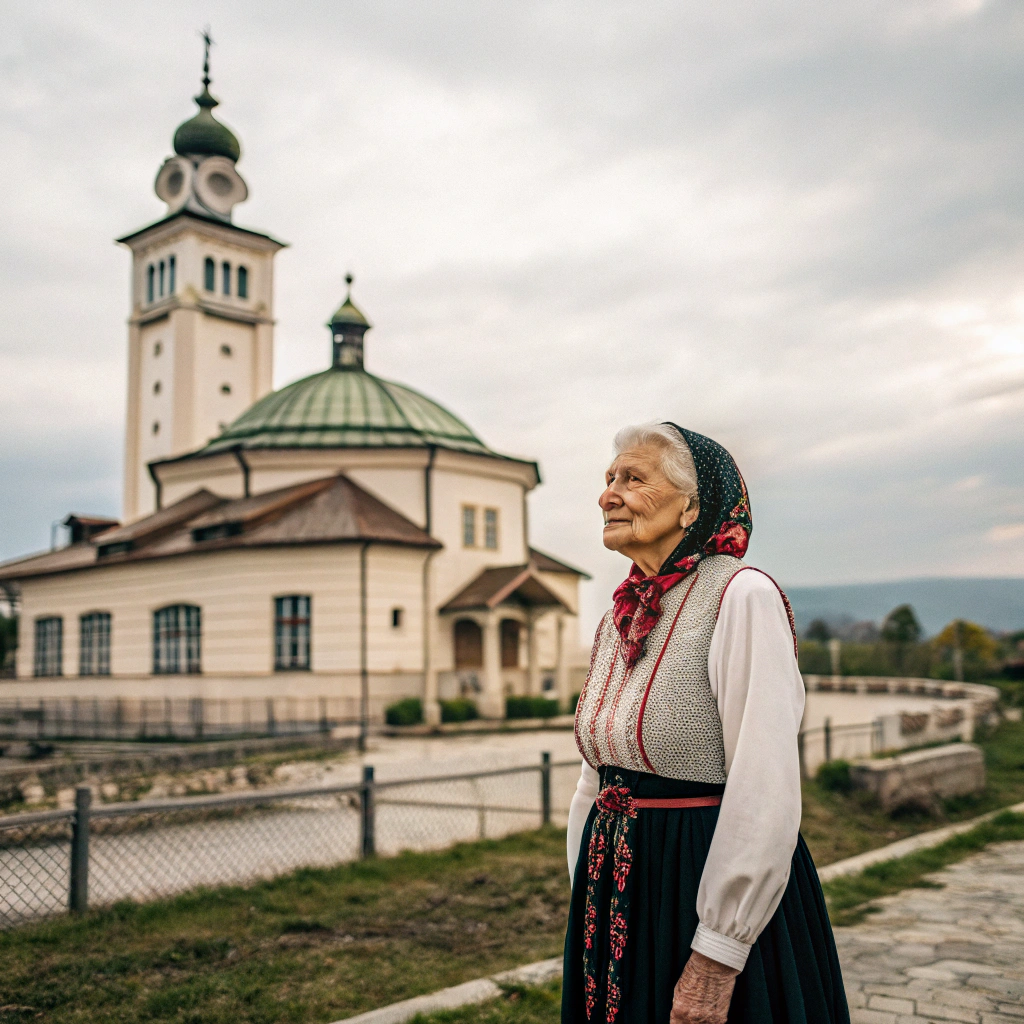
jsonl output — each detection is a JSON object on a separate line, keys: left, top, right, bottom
{"left": 237, "top": 265, "right": 248, "bottom": 299}
{"left": 462, "top": 505, "right": 477, "bottom": 547}
{"left": 391, "top": 607, "right": 403, "bottom": 629}
{"left": 168, "top": 254, "right": 176, "bottom": 294}
{"left": 33, "top": 617, "right": 63, "bottom": 677}
{"left": 79, "top": 612, "right": 111, "bottom": 676}
{"left": 153, "top": 605, "right": 201, "bottom": 674}
{"left": 275, "top": 596, "right": 311, "bottom": 670}
{"left": 222, "top": 261, "right": 231, "bottom": 296}
{"left": 159, "top": 260, "right": 165, "bottom": 297}
{"left": 484, "top": 508, "right": 499, "bottom": 550}
{"left": 146, "top": 265, "right": 155, "bottom": 303}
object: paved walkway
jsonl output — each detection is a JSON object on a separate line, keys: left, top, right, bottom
{"left": 836, "top": 839, "right": 1024, "bottom": 1024}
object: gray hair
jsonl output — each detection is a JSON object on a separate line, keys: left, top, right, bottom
{"left": 613, "top": 423, "right": 699, "bottom": 507}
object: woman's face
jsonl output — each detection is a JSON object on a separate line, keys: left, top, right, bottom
{"left": 599, "top": 445, "right": 698, "bottom": 561}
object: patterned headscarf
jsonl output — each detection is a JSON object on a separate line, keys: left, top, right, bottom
{"left": 611, "top": 425, "right": 752, "bottom": 669}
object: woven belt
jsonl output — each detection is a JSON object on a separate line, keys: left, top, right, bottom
{"left": 632, "top": 795, "right": 722, "bottom": 809}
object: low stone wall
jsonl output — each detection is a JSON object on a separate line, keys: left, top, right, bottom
{"left": 803, "top": 675, "right": 1000, "bottom": 714}
{"left": 850, "top": 742, "right": 985, "bottom": 812}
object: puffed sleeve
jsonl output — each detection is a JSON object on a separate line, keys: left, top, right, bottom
{"left": 690, "top": 569, "right": 805, "bottom": 971}
{"left": 567, "top": 759, "right": 600, "bottom": 882}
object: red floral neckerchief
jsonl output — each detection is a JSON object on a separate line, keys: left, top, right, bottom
{"left": 611, "top": 426, "right": 753, "bottom": 670}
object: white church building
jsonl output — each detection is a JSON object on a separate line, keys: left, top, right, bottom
{"left": 0, "top": 56, "right": 589, "bottom": 725}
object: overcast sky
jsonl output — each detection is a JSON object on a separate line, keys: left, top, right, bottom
{"left": 3, "top": 0, "right": 1024, "bottom": 636}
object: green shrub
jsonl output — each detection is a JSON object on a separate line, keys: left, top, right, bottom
{"left": 569, "top": 692, "right": 580, "bottom": 714}
{"left": 505, "top": 695, "right": 560, "bottom": 720}
{"left": 384, "top": 698, "right": 423, "bottom": 727}
{"left": 816, "top": 759, "right": 853, "bottom": 792}
{"left": 440, "top": 697, "right": 479, "bottom": 723}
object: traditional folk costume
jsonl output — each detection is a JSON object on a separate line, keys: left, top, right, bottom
{"left": 562, "top": 426, "right": 849, "bottom": 1024}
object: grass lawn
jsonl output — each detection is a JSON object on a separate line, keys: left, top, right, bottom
{"left": 1, "top": 719, "right": 1021, "bottom": 1024}
{"left": 0, "top": 828, "right": 570, "bottom": 1024}
{"left": 410, "top": 981, "right": 562, "bottom": 1023}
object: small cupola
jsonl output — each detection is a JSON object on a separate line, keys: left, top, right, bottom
{"left": 328, "top": 274, "right": 372, "bottom": 370}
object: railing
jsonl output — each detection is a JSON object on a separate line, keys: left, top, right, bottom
{"left": 0, "top": 753, "right": 578, "bottom": 929}
{"left": 0, "top": 696, "right": 359, "bottom": 742}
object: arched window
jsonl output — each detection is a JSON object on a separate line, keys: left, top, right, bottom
{"left": 33, "top": 617, "right": 63, "bottom": 677}
{"left": 153, "top": 605, "right": 201, "bottom": 674}
{"left": 237, "top": 265, "right": 248, "bottom": 299}
{"left": 158, "top": 260, "right": 165, "bottom": 297}
{"left": 222, "top": 260, "right": 231, "bottom": 296}
{"left": 146, "top": 265, "right": 155, "bottom": 303}
{"left": 274, "top": 596, "right": 311, "bottom": 670}
{"left": 168, "top": 255, "right": 176, "bottom": 294}
{"left": 79, "top": 612, "right": 111, "bottom": 676}
{"left": 454, "top": 618, "right": 483, "bottom": 669}
{"left": 204, "top": 257, "right": 215, "bottom": 292}
{"left": 500, "top": 619, "right": 521, "bottom": 669}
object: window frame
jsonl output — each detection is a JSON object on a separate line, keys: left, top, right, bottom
{"left": 237, "top": 265, "right": 248, "bottom": 299}
{"left": 483, "top": 507, "right": 499, "bottom": 550}
{"left": 33, "top": 616, "right": 63, "bottom": 677}
{"left": 461, "top": 505, "right": 478, "bottom": 548}
{"left": 222, "top": 260, "right": 232, "bottom": 296}
{"left": 159, "top": 259, "right": 165, "bottom": 297}
{"left": 274, "top": 595, "right": 311, "bottom": 671}
{"left": 204, "top": 257, "right": 215, "bottom": 292}
{"left": 79, "top": 611, "right": 112, "bottom": 677}
{"left": 152, "top": 604, "right": 201, "bottom": 675}
{"left": 146, "top": 264, "right": 155, "bottom": 303}
{"left": 168, "top": 254, "right": 176, "bottom": 294}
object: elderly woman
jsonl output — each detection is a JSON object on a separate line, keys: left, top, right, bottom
{"left": 562, "top": 424, "right": 848, "bottom": 1024}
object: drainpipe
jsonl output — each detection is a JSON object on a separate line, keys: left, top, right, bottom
{"left": 147, "top": 463, "right": 163, "bottom": 511}
{"left": 232, "top": 446, "right": 251, "bottom": 498}
{"left": 424, "top": 445, "right": 437, "bottom": 533}
{"left": 422, "top": 548, "right": 440, "bottom": 726}
{"left": 359, "top": 542, "right": 371, "bottom": 752}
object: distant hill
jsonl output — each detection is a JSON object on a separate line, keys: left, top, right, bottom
{"left": 784, "top": 578, "right": 1024, "bottom": 637}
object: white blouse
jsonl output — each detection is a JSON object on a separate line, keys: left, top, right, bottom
{"left": 566, "top": 568, "right": 805, "bottom": 972}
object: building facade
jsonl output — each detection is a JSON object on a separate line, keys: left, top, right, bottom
{"left": 0, "top": 55, "right": 589, "bottom": 724}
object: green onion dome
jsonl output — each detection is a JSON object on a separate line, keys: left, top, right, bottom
{"left": 173, "top": 84, "right": 241, "bottom": 162}
{"left": 202, "top": 367, "right": 492, "bottom": 455}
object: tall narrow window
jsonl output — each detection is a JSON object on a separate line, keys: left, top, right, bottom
{"left": 33, "top": 617, "right": 63, "bottom": 677}
{"left": 204, "top": 257, "right": 215, "bottom": 291}
{"left": 168, "top": 254, "right": 176, "bottom": 293}
{"left": 462, "top": 506, "right": 477, "bottom": 548}
{"left": 237, "top": 265, "right": 248, "bottom": 299}
{"left": 500, "top": 619, "right": 520, "bottom": 668}
{"left": 146, "top": 264, "right": 155, "bottom": 303}
{"left": 275, "top": 596, "right": 311, "bottom": 670}
{"left": 484, "top": 508, "right": 499, "bottom": 550}
{"left": 79, "top": 612, "right": 111, "bottom": 676}
{"left": 222, "top": 260, "right": 231, "bottom": 296}
{"left": 159, "top": 260, "right": 165, "bottom": 297}
{"left": 153, "top": 605, "right": 201, "bottom": 674}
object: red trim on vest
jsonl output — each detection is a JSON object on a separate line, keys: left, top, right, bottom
{"left": 717, "top": 566, "right": 799, "bottom": 659}
{"left": 633, "top": 795, "right": 722, "bottom": 809}
{"left": 635, "top": 572, "right": 700, "bottom": 774}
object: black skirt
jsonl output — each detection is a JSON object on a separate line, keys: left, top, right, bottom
{"left": 561, "top": 768, "right": 849, "bottom": 1024}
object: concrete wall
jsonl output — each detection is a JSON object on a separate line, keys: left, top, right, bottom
{"left": 850, "top": 743, "right": 986, "bottom": 812}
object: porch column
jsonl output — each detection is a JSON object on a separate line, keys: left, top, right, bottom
{"left": 526, "top": 611, "right": 542, "bottom": 696}
{"left": 555, "top": 612, "right": 570, "bottom": 711}
{"left": 479, "top": 611, "right": 504, "bottom": 719}
{"left": 422, "top": 555, "right": 440, "bottom": 726}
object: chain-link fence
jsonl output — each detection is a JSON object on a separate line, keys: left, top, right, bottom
{"left": 0, "top": 755, "right": 580, "bottom": 929}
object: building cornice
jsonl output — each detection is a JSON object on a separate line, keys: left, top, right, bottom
{"left": 115, "top": 210, "right": 287, "bottom": 252}
{"left": 130, "top": 290, "right": 275, "bottom": 328}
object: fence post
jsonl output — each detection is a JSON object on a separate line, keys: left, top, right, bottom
{"left": 824, "top": 717, "right": 832, "bottom": 763}
{"left": 69, "top": 786, "right": 91, "bottom": 914}
{"left": 540, "top": 751, "right": 551, "bottom": 826}
{"left": 360, "top": 765, "right": 376, "bottom": 858}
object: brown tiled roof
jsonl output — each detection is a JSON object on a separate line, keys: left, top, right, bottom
{"left": 440, "top": 564, "right": 572, "bottom": 612}
{"left": 0, "top": 475, "right": 439, "bottom": 582}
{"left": 529, "top": 547, "right": 591, "bottom": 579}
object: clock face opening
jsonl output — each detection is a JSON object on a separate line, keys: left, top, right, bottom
{"left": 165, "top": 169, "right": 184, "bottom": 196}
{"left": 208, "top": 172, "right": 233, "bottom": 196}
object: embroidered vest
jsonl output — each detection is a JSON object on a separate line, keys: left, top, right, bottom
{"left": 574, "top": 554, "right": 745, "bottom": 783}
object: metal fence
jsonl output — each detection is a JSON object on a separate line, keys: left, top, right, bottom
{"left": 0, "top": 696, "right": 359, "bottom": 742}
{"left": 0, "top": 754, "right": 579, "bottom": 928}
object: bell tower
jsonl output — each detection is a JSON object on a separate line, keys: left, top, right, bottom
{"left": 118, "top": 34, "right": 285, "bottom": 521}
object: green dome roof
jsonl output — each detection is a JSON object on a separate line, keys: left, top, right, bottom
{"left": 202, "top": 367, "right": 493, "bottom": 455}
{"left": 173, "top": 86, "right": 241, "bottom": 162}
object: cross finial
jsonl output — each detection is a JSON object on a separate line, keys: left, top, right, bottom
{"left": 345, "top": 273, "right": 354, "bottom": 296}
{"left": 200, "top": 26, "right": 214, "bottom": 88}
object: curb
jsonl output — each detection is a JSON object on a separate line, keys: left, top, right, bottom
{"left": 328, "top": 957, "right": 563, "bottom": 1024}
{"left": 816, "top": 800, "right": 1024, "bottom": 882}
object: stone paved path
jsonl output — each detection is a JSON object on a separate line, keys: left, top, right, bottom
{"left": 836, "top": 839, "right": 1024, "bottom": 1024}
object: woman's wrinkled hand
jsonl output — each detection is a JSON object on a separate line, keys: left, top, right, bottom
{"left": 669, "top": 950, "right": 740, "bottom": 1024}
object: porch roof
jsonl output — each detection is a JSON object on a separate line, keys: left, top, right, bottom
{"left": 439, "top": 564, "right": 572, "bottom": 613}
